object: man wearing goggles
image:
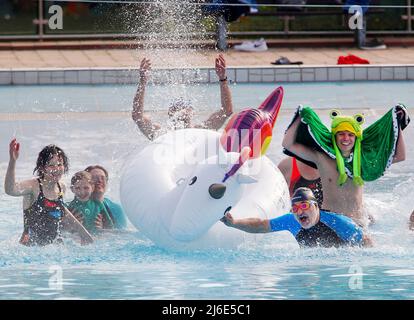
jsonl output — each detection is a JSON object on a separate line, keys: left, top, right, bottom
{"left": 221, "top": 187, "right": 372, "bottom": 248}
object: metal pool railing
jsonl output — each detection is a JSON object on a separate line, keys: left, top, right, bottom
{"left": 0, "top": 1, "right": 413, "bottom": 41}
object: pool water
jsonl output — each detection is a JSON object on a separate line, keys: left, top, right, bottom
{"left": 0, "top": 82, "right": 413, "bottom": 300}
{"left": 1, "top": 81, "right": 414, "bottom": 113}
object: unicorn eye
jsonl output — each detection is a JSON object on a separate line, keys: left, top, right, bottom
{"left": 189, "top": 176, "right": 197, "bottom": 185}
{"left": 354, "top": 114, "right": 365, "bottom": 124}
{"left": 330, "top": 109, "right": 341, "bottom": 119}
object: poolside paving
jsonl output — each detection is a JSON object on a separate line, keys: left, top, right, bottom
{"left": 0, "top": 41, "right": 414, "bottom": 69}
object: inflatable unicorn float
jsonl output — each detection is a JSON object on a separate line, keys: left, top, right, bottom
{"left": 120, "top": 87, "right": 290, "bottom": 250}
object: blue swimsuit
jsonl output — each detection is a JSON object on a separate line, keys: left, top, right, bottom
{"left": 269, "top": 210, "right": 363, "bottom": 248}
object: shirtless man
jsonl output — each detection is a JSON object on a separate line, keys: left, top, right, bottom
{"left": 132, "top": 54, "right": 234, "bottom": 140}
{"left": 282, "top": 109, "right": 406, "bottom": 227}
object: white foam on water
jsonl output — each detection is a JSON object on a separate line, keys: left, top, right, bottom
{"left": 198, "top": 283, "right": 229, "bottom": 288}
{"left": 384, "top": 269, "right": 414, "bottom": 276}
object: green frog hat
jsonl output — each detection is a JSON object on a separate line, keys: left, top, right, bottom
{"left": 286, "top": 104, "right": 409, "bottom": 187}
{"left": 330, "top": 110, "right": 365, "bottom": 186}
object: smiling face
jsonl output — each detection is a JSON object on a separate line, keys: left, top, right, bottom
{"left": 292, "top": 200, "right": 320, "bottom": 229}
{"left": 335, "top": 130, "right": 356, "bottom": 157}
{"left": 71, "top": 178, "right": 93, "bottom": 202}
{"left": 89, "top": 168, "right": 108, "bottom": 199}
{"left": 43, "top": 154, "right": 65, "bottom": 183}
{"left": 35, "top": 145, "right": 68, "bottom": 182}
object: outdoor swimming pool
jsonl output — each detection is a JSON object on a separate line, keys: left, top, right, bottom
{"left": 0, "top": 81, "right": 413, "bottom": 299}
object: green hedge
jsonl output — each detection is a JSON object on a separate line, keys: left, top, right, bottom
{"left": 0, "top": 1, "right": 411, "bottom": 37}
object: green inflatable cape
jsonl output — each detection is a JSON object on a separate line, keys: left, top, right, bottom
{"left": 285, "top": 104, "right": 410, "bottom": 184}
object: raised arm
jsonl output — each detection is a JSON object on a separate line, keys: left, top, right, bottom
{"left": 392, "top": 127, "right": 406, "bottom": 164}
{"left": 62, "top": 207, "right": 94, "bottom": 245}
{"left": 4, "top": 139, "right": 35, "bottom": 197}
{"left": 132, "top": 58, "right": 161, "bottom": 140}
{"left": 203, "top": 54, "right": 234, "bottom": 130}
{"left": 282, "top": 116, "right": 318, "bottom": 164}
{"left": 220, "top": 212, "right": 270, "bottom": 233}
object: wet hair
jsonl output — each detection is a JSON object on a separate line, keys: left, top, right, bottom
{"left": 84, "top": 165, "right": 109, "bottom": 181}
{"left": 71, "top": 171, "right": 92, "bottom": 188}
{"left": 33, "top": 145, "right": 69, "bottom": 179}
{"left": 168, "top": 98, "right": 193, "bottom": 118}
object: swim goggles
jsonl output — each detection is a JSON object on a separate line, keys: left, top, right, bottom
{"left": 291, "top": 201, "right": 316, "bottom": 213}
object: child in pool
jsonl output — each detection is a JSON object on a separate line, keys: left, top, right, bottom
{"left": 68, "top": 171, "right": 114, "bottom": 233}
{"left": 4, "top": 139, "right": 94, "bottom": 246}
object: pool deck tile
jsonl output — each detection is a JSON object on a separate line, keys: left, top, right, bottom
{"left": 1, "top": 44, "right": 414, "bottom": 84}
{"left": 1, "top": 45, "right": 414, "bottom": 69}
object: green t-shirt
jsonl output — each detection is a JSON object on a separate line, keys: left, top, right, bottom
{"left": 68, "top": 198, "right": 114, "bottom": 233}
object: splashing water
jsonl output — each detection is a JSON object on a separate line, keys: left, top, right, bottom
{"left": 1, "top": 0, "right": 414, "bottom": 297}
{"left": 0, "top": 89, "right": 413, "bottom": 299}
{"left": 123, "top": 0, "right": 214, "bottom": 106}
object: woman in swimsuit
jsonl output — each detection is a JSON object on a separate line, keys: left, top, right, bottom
{"left": 5, "top": 138, "right": 94, "bottom": 246}
{"left": 278, "top": 156, "right": 323, "bottom": 207}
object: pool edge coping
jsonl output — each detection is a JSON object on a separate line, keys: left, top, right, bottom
{"left": 1, "top": 64, "right": 414, "bottom": 85}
